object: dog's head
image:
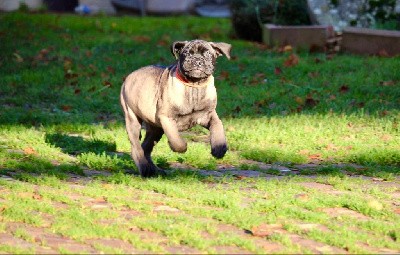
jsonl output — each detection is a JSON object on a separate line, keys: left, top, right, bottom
{"left": 171, "top": 40, "right": 231, "bottom": 82}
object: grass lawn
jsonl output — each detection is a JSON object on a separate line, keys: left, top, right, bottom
{"left": 0, "top": 12, "right": 399, "bottom": 254}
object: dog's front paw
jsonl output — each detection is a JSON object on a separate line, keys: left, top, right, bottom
{"left": 211, "top": 143, "right": 227, "bottom": 159}
{"left": 139, "top": 163, "right": 162, "bottom": 178}
{"left": 169, "top": 140, "right": 187, "bottom": 153}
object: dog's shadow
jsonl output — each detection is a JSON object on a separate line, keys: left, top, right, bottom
{"left": 45, "top": 133, "right": 117, "bottom": 156}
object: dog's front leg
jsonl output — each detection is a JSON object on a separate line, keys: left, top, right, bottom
{"left": 207, "top": 111, "right": 228, "bottom": 159}
{"left": 159, "top": 116, "right": 187, "bottom": 153}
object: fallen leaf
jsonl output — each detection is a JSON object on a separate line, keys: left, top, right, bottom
{"left": 305, "top": 95, "right": 319, "bottom": 108}
{"left": 380, "top": 110, "right": 389, "bottom": 117}
{"left": 88, "top": 64, "right": 97, "bottom": 71}
{"left": 93, "top": 197, "right": 107, "bottom": 203}
{"left": 294, "top": 193, "right": 309, "bottom": 201}
{"left": 394, "top": 208, "right": 400, "bottom": 215}
{"left": 274, "top": 67, "right": 282, "bottom": 75}
{"left": 150, "top": 201, "right": 164, "bottom": 206}
{"left": 61, "top": 105, "right": 72, "bottom": 112}
{"left": 103, "top": 81, "right": 112, "bottom": 87}
{"left": 133, "top": 35, "right": 150, "bottom": 43}
{"left": 308, "top": 154, "right": 322, "bottom": 160}
{"left": 24, "top": 147, "right": 37, "bottom": 155}
{"left": 234, "top": 175, "right": 247, "bottom": 180}
{"left": 283, "top": 54, "right": 299, "bottom": 67}
{"left": 250, "top": 72, "right": 266, "bottom": 85}
{"left": 308, "top": 72, "right": 319, "bottom": 78}
{"left": 250, "top": 223, "right": 282, "bottom": 237}
{"left": 106, "top": 66, "right": 115, "bottom": 75}
{"left": 380, "top": 80, "right": 396, "bottom": 86}
{"left": 283, "top": 45, "right": 293, "bottom": 52}
{"left": 218, "top": 70, "right": 230, "bottom": 80}
{"left": 380, "top": 134, "right": 392, "bottom": 142}
{"left": 74, "top": 89, "right": 81, "bottom": 95}
{"left": 157, "top": 35, "right": 170, "bottom": 46}
{"left": 295, "top": 96, "right": 304, "bottom": 104}
{"left": 325, "top": 144, "right": 338, "bottom": 151}
{"left": 339, "top": 84, "right": 349, "bottom": 93}
{"left": 32, "top": 193, "right": 42, "bottom": 200}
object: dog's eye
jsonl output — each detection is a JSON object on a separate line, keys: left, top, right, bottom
{"left": 203, "top": 51, "right": 211, "bottom": 58}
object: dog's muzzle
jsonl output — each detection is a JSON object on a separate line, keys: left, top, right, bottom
{"left": 182, "top": 55, "right": 214, "bottom": 78}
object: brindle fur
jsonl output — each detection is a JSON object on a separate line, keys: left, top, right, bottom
{"left": 120, "top": 40, "right": 231, "bottom": 177}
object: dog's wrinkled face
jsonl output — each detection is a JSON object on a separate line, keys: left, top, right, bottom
{"left": 171, "top": 40, "right": 231, "bottom": 82}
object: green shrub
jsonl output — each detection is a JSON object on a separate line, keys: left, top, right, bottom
{"left": 230, "top": 0, "right": 311, "bottom": 41}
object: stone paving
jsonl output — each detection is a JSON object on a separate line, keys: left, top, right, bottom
{"left": 0, "top": 162, "right": 399, "bottom": 254}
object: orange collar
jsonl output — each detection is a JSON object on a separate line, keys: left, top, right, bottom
{"left": 174, "top": 67, "right": 209, "bottom": 88}
{"left": 175, "top": 68, "right": 190, "bottom": 83}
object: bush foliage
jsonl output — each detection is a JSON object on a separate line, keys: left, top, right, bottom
{"left": 230, "top": 0, "right": 311, "bottom": 41}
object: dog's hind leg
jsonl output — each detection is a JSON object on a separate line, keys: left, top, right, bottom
{"left": 142, "top": 124, "right": 165, "bottom": 175}
{"left": 121, "top": 95, "right": 157, "bottom": 177}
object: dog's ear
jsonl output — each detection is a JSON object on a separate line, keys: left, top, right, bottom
{"left": 171, "top": 41, "right": 188, "bottom": 59}
{"left": 210, "top": 42, "right": 232, "bottom": 60}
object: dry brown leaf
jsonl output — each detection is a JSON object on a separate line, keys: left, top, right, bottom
{"left": 32, "top": 193, "right": 42, "bottom": 200}
{"left": 380, "top": 80, "right": 396, "bottom": 86}
{"left": 218, "top": 70, "right": 230, "bottom": 80}
{"left": 294, "top": 193, "right": 309, "bottom": 201}
{"left": 339, "top": 84, "right": 349, "bottom": 93}
{"left": 308, "top": 154, "right": 322, "bottom": 160}
{"left": 295, "top": 96, "right": 304, "bottom": 104}
{"left": 283, "top": 53, "right": 299, "bottom": 67}
{"left": 250, "top": 223, "right": 282, "bottom": 237}
{"left": 283, "top": 45, "right": 293, "bottom": 52}
{"left": 24, "top": 147, "right": 37, "bottom": 155}
{"left": 325, "top": 144, "right": 339, "bottom": 151}
{"left": 61, "top": 105, "right": 72, "bottom": 112}
{"left": 133, "top": 35, "right": 150, "bottom": 43}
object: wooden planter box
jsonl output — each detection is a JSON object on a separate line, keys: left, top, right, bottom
{"left": 342, "top": 27, "right": 400, "bottom": 56}
{"left": 263, "top": 24, "right": 335, "bottom": 51}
